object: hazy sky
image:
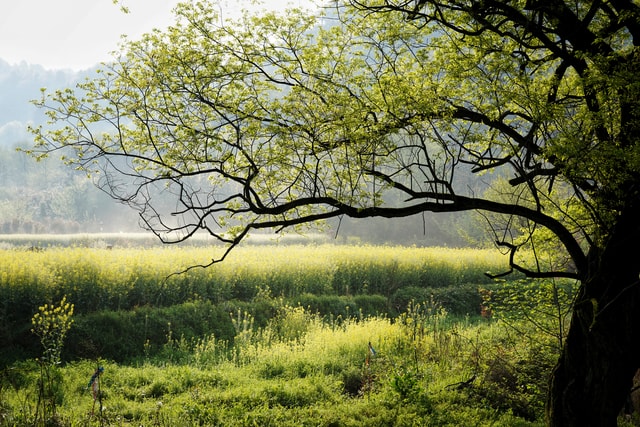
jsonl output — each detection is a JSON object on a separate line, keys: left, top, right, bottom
{"left": 0, "top": 0, "right": 316, "bottom": 71}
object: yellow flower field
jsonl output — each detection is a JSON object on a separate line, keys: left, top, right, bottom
{"left": 0, "top": 244, "right": 509, "bottom": 315}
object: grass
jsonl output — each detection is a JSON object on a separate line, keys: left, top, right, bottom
{"left": 0, "top": 241, "right": 552, "bottom": 425}
{"left": 1, "top": 244, "right": 510, "bottom": 363}
{"left": 1, "top": 306, "right": 550, "bottom": 426}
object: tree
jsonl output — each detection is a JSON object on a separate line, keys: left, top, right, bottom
{"left": 28, "top": 0, "right": 640, "bottom": 424}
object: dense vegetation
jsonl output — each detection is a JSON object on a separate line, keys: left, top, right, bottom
{"left": 0, "top": 242, "right": 611, "bottom": 426}
{"left": 0, "top": 243, "right": 505, "bottom": 362}
{"left": 3, "top": 306, "right": 556, "bottom": 426}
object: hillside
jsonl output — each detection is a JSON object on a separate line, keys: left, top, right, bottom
{"left": 0, "top": 59, "right": 83, "bottom": 147}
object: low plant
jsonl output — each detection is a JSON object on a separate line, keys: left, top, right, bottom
{"left": 30, "top": 296, "right": 74, "bottom": 426}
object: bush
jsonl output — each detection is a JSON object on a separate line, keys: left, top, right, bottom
{"left": 64, "top": 301, "right": 235, "bottom": 363}
{"left": 390, "top": 285, "right": 482, "bottom": 316}
{"left": 429, "top": 285, "right": 483, "bottom": 315}
{"left": 292, "top": 293, "right": 389, "bottom": 319}
{"left": 341, "top": 367, "right": 366, "bottom": 396}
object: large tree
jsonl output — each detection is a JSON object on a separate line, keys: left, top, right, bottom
{"left": 29, "top": 0, "right": 640, "bottom": 424}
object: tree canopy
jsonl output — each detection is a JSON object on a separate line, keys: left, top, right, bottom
{"left": 30, "top": 2, "right": 609, "bottom": 266}
{"left": 29, "top": 1, "right": 640, "bottom": 424}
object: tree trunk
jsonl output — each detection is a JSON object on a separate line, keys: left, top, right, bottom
{"left": 547, "top": 199, "right": 640, "bottom": 426}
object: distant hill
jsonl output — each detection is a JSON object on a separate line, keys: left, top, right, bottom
{"left": 0, "top": 59, "right": 143, "bottom": 234}
{"left": 0, "top": 59, "right": 84, "bottom": 147}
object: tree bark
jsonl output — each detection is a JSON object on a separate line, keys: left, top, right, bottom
{"left": 547, "top": 198, "right": 640, "bottom": 426}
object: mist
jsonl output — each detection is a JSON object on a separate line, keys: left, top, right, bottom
{"left": 0, "top": 60, "right": 487, "bottom": 247}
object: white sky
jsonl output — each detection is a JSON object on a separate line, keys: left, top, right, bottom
{"left": 0, "top": 0, "right": 316, "bottom": 71}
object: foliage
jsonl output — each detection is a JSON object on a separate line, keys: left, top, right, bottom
{"left": 482, "top": 279, "right": 577, "bottom": 351}
{"left": 28, "top": 297, "right": 74, "bottom": 427}
{"left": 0, "top": 240, "right": 584, "bottom": 425}
{"left": 1, "top": 304, "right": 553, "bottom": 426}
{"left": 26, "top": 0, "right": 607, "bottom": 278}
{"left": 24, "top": 0, "right": 640, "bottom": 420}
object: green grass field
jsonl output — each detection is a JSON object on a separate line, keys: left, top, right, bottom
{"left": 0, "top": 242, "right": 568, "bottom": 426}
{"left": 2, "top": 306, "right": 552, "bottom": 426}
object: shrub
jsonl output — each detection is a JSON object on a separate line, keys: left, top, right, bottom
{"left": 267, "top": 305, "right": 318, "bottom": 342}
{"left": 391, "top": 285, "right": 482, "bottom": 316}
{"left": 341, "top": 366, "right": 365, "bottom": 396}
{"left": 429, "top": 285, "right": 483, "bottom": 315}
{"left": 64, "top": 301, "right": 236, "bottom": 363}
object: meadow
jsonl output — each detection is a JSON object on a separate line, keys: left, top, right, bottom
{"left": 0, "top": 240, "right": 584, "bottom": 426}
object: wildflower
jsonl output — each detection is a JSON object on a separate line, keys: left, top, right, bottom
{"left": 31, "top": 296, "right": 74, "bottom": 365}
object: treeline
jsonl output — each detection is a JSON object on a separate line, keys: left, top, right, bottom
{"left": 0, "top": 143, "right": 489, "bottom": 245}
{"left": 0, "top": 145, "right": 141, "bottom": 234}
